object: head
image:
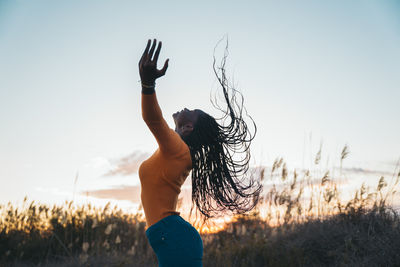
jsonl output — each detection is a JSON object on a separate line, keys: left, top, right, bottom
{"left": 172, "top": 108, "right": 203, "bottom": 139}
{"left": 173, "top": 106, "right": 261, "bottom": 220}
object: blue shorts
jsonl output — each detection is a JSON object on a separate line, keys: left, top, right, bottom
{"left": 145, "top": 214, "right": 203, "bottom": 267}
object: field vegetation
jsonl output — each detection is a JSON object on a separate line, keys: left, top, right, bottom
{"left": 1, "top": 146, "right": 399, "bottom": 266}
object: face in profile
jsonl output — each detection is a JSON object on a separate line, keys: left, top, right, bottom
{"left": 172, "top": 108, "right": 201, "bottom": 138}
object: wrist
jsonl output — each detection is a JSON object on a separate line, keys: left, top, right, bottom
{"left": 141, "top": 79, "right": 156, "bottom": 86}
{"left": 141, "top": 82, "right": 155, "bottom": 95}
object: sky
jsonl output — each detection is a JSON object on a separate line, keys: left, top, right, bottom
{"left": 0, "top": 0, "right": 399, "bottom": 211}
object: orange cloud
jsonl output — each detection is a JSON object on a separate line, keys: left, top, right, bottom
{"left": 83, "top": 185, "right": 141, "bottom": 203}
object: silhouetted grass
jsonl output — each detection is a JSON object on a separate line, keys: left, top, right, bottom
{"left": 0, "top": 200, "right": 154, "bottom": 266}
{"left": 1, "top": 146, "right": 399, "bottom": 266}
{"left": 203, "top": 206, "right": 400, "bottom": 266}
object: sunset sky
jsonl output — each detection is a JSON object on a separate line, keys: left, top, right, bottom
{"left": 1, "top": 0, "right": 399, "bottom": 211}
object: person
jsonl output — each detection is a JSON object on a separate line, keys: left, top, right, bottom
{"left": 138, "top": 39, "right": 261, "bottom": 267}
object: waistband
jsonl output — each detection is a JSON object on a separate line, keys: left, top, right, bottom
{"left": 145, "top": 214, "right": 183, "bottom": 237}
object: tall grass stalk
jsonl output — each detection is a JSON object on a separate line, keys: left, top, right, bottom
{"left": 1, "top": 146, "right": 399, "bottom": 266}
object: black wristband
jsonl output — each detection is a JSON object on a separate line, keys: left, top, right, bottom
{"left": 141, "top": 86, "right": 155, "bottom": 95}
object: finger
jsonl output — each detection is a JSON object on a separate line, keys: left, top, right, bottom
{"left": 148, "top": 38, "right": 157, "bottom": 62}
{"left": 141, "top": 39, "right": 151, "bottom": 60}
{"left": 139, "top": 39, "right": 151, "bottom": 66}
{"left": 159, "top": 58, "right": 169, "bottom": 76}
{"left": 153, "top": 41, "right": 162, "bottom": 63}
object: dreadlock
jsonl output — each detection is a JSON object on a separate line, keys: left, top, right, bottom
{"left": 183, "top": 40, "right": 262, "bottom": 219}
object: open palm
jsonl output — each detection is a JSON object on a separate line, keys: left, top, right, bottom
{"left": 138, "top": 39, "right": 169, "bottom": 85}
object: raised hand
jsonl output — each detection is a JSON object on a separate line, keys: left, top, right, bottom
{"left": 139, "top": 39, "right": 169, "bottom": 85}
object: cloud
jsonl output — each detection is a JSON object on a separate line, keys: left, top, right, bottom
{"left": 83, "top": 184, "right": 193, "bottom": 205}
{"left": 83, "top": 185, "right": 141, "bottom": 203}
{"left": 104, "top": 151, "right": 150, "bottom": 176}
{"left": 338, "top": 167, "right": 393, "bottom": 176}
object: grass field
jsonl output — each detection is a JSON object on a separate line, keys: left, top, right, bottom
{"left": 1, "top": 147, "right": 399, "bottom": 266}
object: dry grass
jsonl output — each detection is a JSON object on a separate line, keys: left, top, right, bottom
{"left": 0, "top": 200, "right": 153, "bottom": 266}
{"left": 1, "top": 146, "right": 400, "bottom": 266}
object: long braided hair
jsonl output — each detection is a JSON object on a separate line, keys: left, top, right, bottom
{"left": 183, "top": 41, "right": 262, "bottom": 219}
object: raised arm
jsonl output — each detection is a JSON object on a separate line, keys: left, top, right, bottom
{"left": 138, "top": 39, "right": 185, "bottom": 156}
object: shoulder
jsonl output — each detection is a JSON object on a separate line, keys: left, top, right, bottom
{"left": 161, "top": 129, "right": 191, "bottom": 162}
